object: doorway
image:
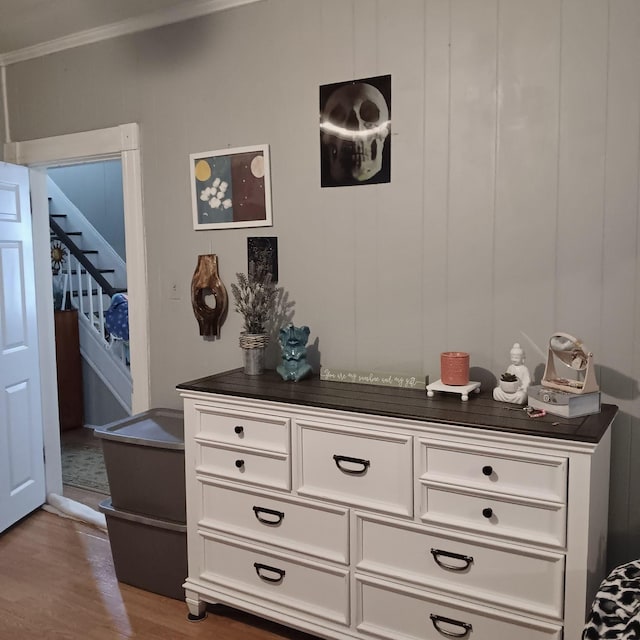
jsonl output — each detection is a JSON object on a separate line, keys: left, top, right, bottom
{"left": 4, "top": 123, "right": 150, "bottom": 498}
{"left": 49, "top": 160, "right": 131, "bottom": 421}
{"left": 48, "top": 159, "right": 131, "bottom": 501}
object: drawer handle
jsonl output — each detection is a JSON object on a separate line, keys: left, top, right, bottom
{"left": 252, "top": 506, "right": 285, "bottom": 526}
{"left": 333, "top": 454, "right": 370, "bottom": 475}
{"left": 234, "top": 425, "right": 244, "bottom": 435}
{"left": 482, "top": 507, "right": 493, "bottom": 519}
{"left": 253, "top": 562, "right": 285, "bottom": 583}
{"left": 430, "top": 548, "right": 474, "bottom": 571}
{"left": 235, "top": 459, "right": 245, "bottom": 469}
{"left": 430, "top": 614, "right": 472, "bottom": 638}
{"left": 482, "top": 465, "right": 493, "bottom": 476}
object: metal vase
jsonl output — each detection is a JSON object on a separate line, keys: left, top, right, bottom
{"left": 239, "top": 333, "right": 269, "bottom": 375}
{"left": 243, "top": 346, "right": 265, "bottom": 375}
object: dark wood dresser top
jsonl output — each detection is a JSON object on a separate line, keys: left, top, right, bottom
{"left": 177, "top": 369, "right": 617, "bottom": 444}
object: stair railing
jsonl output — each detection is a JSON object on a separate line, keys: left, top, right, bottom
{"left": 50, "top": 216, "right": 128, "bottom": 366}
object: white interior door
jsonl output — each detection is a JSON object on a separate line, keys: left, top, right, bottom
{"left": 0, "top": 161, "right": 46, "bottom": 532}
{"left": 5, "top": 124, "right": 150, "bottom": 498}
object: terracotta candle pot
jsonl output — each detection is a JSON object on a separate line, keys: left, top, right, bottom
{"left": 441, "top": 352, "right": 470, "bottom": 386}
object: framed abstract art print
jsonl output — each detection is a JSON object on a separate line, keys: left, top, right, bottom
{"left": 190, "top": 144, "right": 272, "bottom": 230}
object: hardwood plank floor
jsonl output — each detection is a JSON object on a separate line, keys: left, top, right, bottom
{"left": 62, "top": 484, "right": 108, "bottom": 512}
{"left": 0, "top": 509, "right": 320, "bottom": 639}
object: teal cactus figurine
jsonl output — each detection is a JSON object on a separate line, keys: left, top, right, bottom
{"left": 277, "top": 324, "right": 313, "bottom": 382}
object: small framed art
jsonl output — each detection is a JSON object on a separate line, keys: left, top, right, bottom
{"left": 190, "top": 144, "right": 272, "bottom": 230}
{"left": 248, "top": 236, "right": 278, "bottom": 283}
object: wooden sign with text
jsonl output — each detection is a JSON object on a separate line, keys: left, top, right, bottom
{"left": 320, "top": 367, "right": 427, "bottom": 390}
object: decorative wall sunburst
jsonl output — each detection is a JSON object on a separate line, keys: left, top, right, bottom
{"left": 51, "top": 241, "right": 68, "bottom": 274}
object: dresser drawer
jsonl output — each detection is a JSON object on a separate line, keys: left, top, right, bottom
{"left": 356, "top": 575, "right": 562, "bottom": 640}
{"left": 200, "top": 533, "right": 349, "bottom": 626}
{"left": 199, "top": 480, "right": 349, "bottom": 563}
{"left": 195, "top": 405, "right": 289, "bottom": 453}
{"left": 355, "top": 512, "right": 564, "bottom": 619}
{"left": 417, "top": 440, "right": 567, "bottom": 503}
{"left": 297, "top": 422, "right": 413, "bottom": 517}
{"left": 419, "top": 482, "right": 566, "bottom": 547}
{"left": 197, "top": 442, "right": 290, "bottom": 490}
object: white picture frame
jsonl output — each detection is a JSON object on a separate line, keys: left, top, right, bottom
{"left": 190, "top": 144, "right": 272, "bottom": 230}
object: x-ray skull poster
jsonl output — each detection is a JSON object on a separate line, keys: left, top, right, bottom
{"left": 319, "top": 74, "right": 391, "bottom": 187}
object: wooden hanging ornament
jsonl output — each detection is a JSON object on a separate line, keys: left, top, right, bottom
{"left": 191, "top": 254, "right": 228, "bottom": 337}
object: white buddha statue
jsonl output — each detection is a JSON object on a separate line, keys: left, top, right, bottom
{"left": 493, "top": 342, "right": 531, "bottom": 405}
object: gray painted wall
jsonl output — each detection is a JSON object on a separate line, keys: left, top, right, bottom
{"left": 0, "top": 91, "right": 5, "bottom": 151}
{"left": 81, "top": 361, "right": 128, "bottom": 427}
{"left": 4, "top": 0, "right": 640, "bottom": 569}
{"left": 48, "top": 161, "right": 126, "bottom": 260}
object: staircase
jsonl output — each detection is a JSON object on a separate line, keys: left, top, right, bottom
{"left": 48, "top": 179, "right": 132, "bottom": 415}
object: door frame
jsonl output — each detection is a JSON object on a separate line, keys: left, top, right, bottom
{"left": 5, "top": 124, "right": 150, "bottom": 496}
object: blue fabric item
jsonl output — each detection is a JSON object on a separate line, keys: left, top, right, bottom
{"left": 105, "top": 293, "right": 129, "bottom": 341}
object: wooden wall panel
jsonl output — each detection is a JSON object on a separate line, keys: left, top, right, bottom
{"left": 368, "top": 0, "right": 425, "bottom": 372}
{"left": 422, "top": 0, "right": 451, "bottom": 376}
{"left": 446, "top": 0, "right": 497, "bottom": 363}
{"left": 493, "top": 0, "right": 560, "bottom": 371}
{"left": 556, "top": 0, "right": 607, "bottom": 338}
{"left": 295, "top": 0, "right": 359, "bottom": 368}
{"left": 265, "top": 0, "right": 349, "bottom": 368}
{"left": 351, "top": 0, "right": 387, "bottom": 371}
{"left": 604, "top": 0, "right": 640, "bottom": 569}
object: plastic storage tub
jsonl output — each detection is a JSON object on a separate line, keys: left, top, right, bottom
{"left": 94, "top": 408, "right": 185, "bottom": 523}
{"left": 99, "top": 499, "right": 187, "bottom": 600}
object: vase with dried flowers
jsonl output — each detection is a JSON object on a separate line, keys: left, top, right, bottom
{"left": 230, "top": 259, "right": 277, "bottom": 375}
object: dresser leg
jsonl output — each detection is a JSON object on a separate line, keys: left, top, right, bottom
{"left": 185, "top": 590, "right": 208, "bottom": 621}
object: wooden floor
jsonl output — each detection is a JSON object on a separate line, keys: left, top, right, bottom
{"left": 0, "top": 507, "right": 320, "bottom": 639}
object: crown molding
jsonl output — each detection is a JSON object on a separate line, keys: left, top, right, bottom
{"left": 0, "top": 0, "right": 263, "bottom": 66}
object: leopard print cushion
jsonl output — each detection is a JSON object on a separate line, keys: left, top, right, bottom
{"left": 583, "top": 561, "right": 640, "bottom": 639}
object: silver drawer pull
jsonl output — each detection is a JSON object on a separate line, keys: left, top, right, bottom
{"left": 430, "top": 614, "right": 472, "bottom": 638}
{"left": 430, "top": 548, "right": 474, "bottom": 571}
{"left": 252, "top": 506, "right": 285, "bottom": 526}
{"left": 333, "top": 454, "right": 370, "bottom": 475}
{"left": 253, "top": 562, "right": 285, "bottom": 583}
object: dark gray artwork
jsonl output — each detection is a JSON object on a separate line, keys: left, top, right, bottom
{"left": 320, "top": 74, "right": 391, "bottom": 187}
{"left": 247, "top": 236, "right": 278, "bottom": 283}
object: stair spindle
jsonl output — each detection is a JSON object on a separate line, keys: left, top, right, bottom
{"left": 76, "top": 255, "right": 84, "bottom": 317}
{"left": 98, "top": 290, "right": 105, "bottom": 343}
{"left": 87, "top": 270, "right": 94, "bottom": 327}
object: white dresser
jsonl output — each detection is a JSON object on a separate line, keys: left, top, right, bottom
{"left": 177, "top": 370, "right": 616, "bottom": 640}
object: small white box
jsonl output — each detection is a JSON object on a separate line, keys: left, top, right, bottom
{"left": 527, "top": 385, "right": 601, "bottom": 418}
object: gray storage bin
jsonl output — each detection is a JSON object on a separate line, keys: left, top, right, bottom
{"left": 100, "top": 499, "right": 187, "bottom": 601}
{"left": 94, "top": 408, "right": 185, "bottom": 523}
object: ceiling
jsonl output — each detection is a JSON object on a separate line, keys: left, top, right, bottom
{"left": 0, "top": 0, "right": 252, "bottom": 59}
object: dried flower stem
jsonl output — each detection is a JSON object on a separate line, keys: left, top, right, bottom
{"left": 230, "top": 260, "right": 277, "bottom": 334}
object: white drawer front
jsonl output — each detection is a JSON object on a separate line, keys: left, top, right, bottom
{"left": 356, "top": 576, "right": 562, "bottom": 640}
{"left": 196, "top": 405, "right": 289, "bottom": 453}
{"left": 200, "top": 480, "right": 349, "bottom": 563}
{"left": 297, "top": 423, "right": 413, "bottom": 517}
{"left": 198, "top": 443, "right": 290, "bottom": 490}
{"left": 418, "top": 440, "right": 567, "bottom": 503}
{"left": 356, "top": 513, "right": 564, "bottom": 619}
{"left": 420, "top": 483, "right": 566, "bottom": 547}
{"left": 200, "top": 533, "right": 349, "bottom": 625}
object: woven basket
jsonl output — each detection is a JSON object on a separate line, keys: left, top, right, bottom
{"left": 239, "top": 333, "right": 269, "bottom": 350}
